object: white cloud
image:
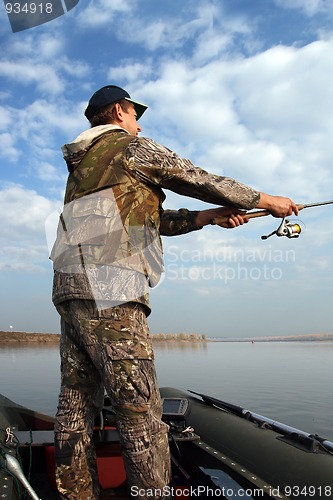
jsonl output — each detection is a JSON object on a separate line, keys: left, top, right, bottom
{"left": 0, "top": 31, "right": 90, "bottom": 99}
{"left": 0, "top": 32, "right": 72, "bottom": 95}
{"left": 0, "top": 132, "right": 20, "bottom": 162}
{"left": 0, "top": 60, "right": 64, "bottom": 95}
{"left": 113, "top": 9, "right": 198, "bottom": 51}
{"left": 274, "top": 0, "right": 331, "bottom": 16}
{"left": 0, "top": 184, "right": 61, "bottom": 273}
{"left": 192, "top": 4, "right": 256, "bottom": 63}
{"left": 1, "top": 99, "right": 86, "bottom": 167}
{"left": 108, "top": 61, "right": 154, "bottom": 84}
{"left": 4, "top": 33, "right": 64, "bottom": 59}
{"left": 113, "top": 1, "right": 255, "bottom": 58}
{"left": 76, "top": 0, "right": 134, "bottom": 27}
{"left": 35, "top": 162, "right": 66, "bottom": 182}
{"left": 0, "top": 247, "right": 48, "bottom": 273}
{"left": 60, "top": 58, "right": 90, "bottom": 78}
{"left": 0, "top": 106, "right": 13, "bottom": 128}
{"left": 228, "top": 42, "right": 333, "bottom": 137}
{"left": 0, "top": 184, "right": 59, "bottom": 235}
{"left": 27, "top": 99, "right": 86, "bottom": 137}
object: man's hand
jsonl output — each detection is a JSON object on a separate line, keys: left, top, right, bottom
{"left": 257, "top": 193, "right": 299, "bottom": 218}
{"left": 196, "top": 207, "right": 248, "bottom": 229}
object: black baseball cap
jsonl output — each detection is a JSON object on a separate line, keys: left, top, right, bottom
{"left": 84, "top": 85, "right": 148, "bottom": 121}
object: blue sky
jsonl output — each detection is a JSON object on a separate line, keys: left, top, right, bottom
{"left": 0, "top": 0, "right": 332, "bottom": 337}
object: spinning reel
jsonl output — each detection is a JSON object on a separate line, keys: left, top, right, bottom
{"left": 261, "top": 218, "right": 302, "bottom": 240}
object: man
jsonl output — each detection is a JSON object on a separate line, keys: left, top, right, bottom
{"left": 51, "top": 85, "right": 298, "bottom": 499}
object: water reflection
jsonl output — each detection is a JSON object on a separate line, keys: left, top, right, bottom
{"left": 152, "top": 341, "right": 208, "bottom": 352}
{"left": 0, "top": 343, "right": 59, "bottom": 352}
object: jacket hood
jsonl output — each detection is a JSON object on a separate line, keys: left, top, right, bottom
{"left": 61, "top": 124, "right": 129, "bottom": 171}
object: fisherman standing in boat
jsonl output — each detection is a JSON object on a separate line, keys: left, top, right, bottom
{"left": 51, "top": 85, "right": 298, "bottom": 499}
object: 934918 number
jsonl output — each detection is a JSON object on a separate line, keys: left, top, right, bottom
{"left": 284, "top": 485, "right": 332, "bottom": 497}
{"left": 5, "top": 3, "right": 53, "bottom": 14}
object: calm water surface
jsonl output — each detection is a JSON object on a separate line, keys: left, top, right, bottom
{"left": 1, "top": 340, "right": 332, "bottom": 440}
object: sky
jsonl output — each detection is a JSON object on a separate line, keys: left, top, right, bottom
{"left": 0, "top": 0, "right": 332, "bottom": 338}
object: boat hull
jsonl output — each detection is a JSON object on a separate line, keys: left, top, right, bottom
{"left": 160, "top": 387, "right": 333, "bottom": 497}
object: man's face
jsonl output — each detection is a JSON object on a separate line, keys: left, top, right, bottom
{"left": 122, "top": 103, "right": 142, "bottom": 136}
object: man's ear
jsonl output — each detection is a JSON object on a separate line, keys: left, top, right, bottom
{"left": 114, "top": 103, "right": 124, "bottom": 122}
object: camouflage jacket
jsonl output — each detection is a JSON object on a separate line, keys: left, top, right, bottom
{"left": 51, "top": 125, "right": 260, "bottom": 312}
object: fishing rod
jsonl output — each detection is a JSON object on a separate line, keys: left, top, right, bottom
{"left": 211, "top": 200, "right": 333, "bottom": 240}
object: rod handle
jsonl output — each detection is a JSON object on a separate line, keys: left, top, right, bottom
{"left": 211, "top": 203, "right": 305, "bottom": 225}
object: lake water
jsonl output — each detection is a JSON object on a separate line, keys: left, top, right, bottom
{"left": 1, "top": 340, "right": 332, "bottom": 441}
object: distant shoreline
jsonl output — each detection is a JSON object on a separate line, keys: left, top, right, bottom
{"left": 0, "top": 331, "right": 60, "bottom": 343}
{"left": 0, "top": 330, "right": 332, "bottom": 343}
{"left": 211, "top": 335, "right": 333, "bottom": 343}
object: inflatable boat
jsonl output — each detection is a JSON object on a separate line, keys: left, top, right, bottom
{"left": 1, "top": 388, "right": 333, "bottom": 499}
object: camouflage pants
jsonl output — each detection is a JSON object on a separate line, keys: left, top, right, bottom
{"left": 54, "top": 300, "right": 170, "bottom": 499}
